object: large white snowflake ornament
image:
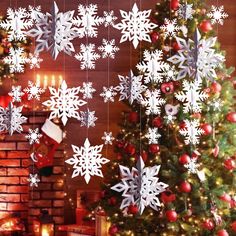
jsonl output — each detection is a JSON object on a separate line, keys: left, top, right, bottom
{"left": 115, "top": 71, "right": 146, "bottom": 104}
{"left": 103, "top": 11, "right": 117, "bottom": 27}
{"left": 142, "top": 89, "right": 165, "bottom": 115}
{"left": 65, "top": 138, "right": 110, "bottom": 184}
{"left": 24, "top": 81, "right": 45, "bottom": 100}
{"left": 102, "top": 131, "right": 115, "bottom": 145}
{"left": 179, "top": 119, "right": 204, "bottom": 145}
{"left": 25, "top": 128, "right": 42, "bottom": 145}
{"left": 136, "top": 50, "right": 170, "bottom": 84}
{"left": 28, "top": 173, "right": 40, "bottom": 187}
{"left": 75, "top": 44, "right": 100, "bottom": 70}
{"left": 177, "top": 4, "right": 194, "bottom": 20}
{"left": 98, "top": 39, "right": 120, "bottom": 59}
{"left": 111, "top": 157, "right": 168, "bottom": 214}
{"left": 145, "top": 128, "right": 161, "bottom": 144}
{"left": 80, "top": 109, "right": 97, "bottom": 128}
{"left": 0, "top": 7, "right": 32, "bottom": 41}
{"left": 8, "top": 86, "right": 24, "bottom": 102}
{"left": 100, "top": 86, "right": 117, "bottom": 103}
{"left": 207, "top": 6, "right": 228, "bottom": 25}
{"left": 80, "top": 82, "right": 96, "bottom": 99}
{"left": 43, "top": 80, "right": 87, "bottom": 126}
{"left": 114, "top": 3, "right": 157, "bottom": 49}
{"left": 27, "top": 53, "right": 43, "bottom": 69}
{"left": 175, "top": 80, "right": 208, "bottom": 113}
{"left": 184, "top": 158, "right": 200, "bottom": 174}
{"left": 4, "top": 47, "right": 28, "bottom": 73}
{"left": 160, "top": 18, "right": 180, "bottom": 39}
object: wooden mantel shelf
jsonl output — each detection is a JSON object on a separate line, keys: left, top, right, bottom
{"left": 59, "top": 225, "right": 95, "bottom": 236}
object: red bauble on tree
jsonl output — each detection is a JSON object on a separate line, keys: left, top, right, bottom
{"left": 170, "top": 0, "right": 179, "bottom": 10}
{"left": 201, "top": 123, "right": 213, "bottom": 135}
{"left": 179, "top": 121, "right": 186, "bottom": 129}
{"left": 219, "top": 193, "right": 231, "bottom": 203}
{"left": 179, "top": 181, "right": 191, "bottom": 193}
{"left": 166, "top": 210, "right": 178, "bottom": 222}
{"left": 161, "top": 82, "right": 174, "bottom": 94}
{"left": 108, "top": 197, "right": 117, "bottom": 206}
{"left": 109, "top": 225, "right": 119, "bottom": 235}
{"left": 128, "top": 111, "right": 138, "bottom": 123}
{"left": 152, "top": 117, "right": 163, "bottom": 128}
{"left": 149, "top": 144, "right": 160, "bottom": 154}
{"left": 172, "top": 41, "right": 180, "bottom": 51}
{"left": 161, "top": 190, "right": 176, "bottom": 203}
{"left": 199, "top": 20, "right": 213, "bottom": 33}
{"left": 217, "top": 229, "right": 229, "bottom": 236}
{"left": 151, "top": 31, "right": 159, "bottom": 43}
{"left": 226, "top": 112, "right": 236, "bottom": 123}
{"left": 202, "top": 219, "right": 215, "bottom": 230}
{"left": 125, "top": 143, "right": 136, "bottom": 155}
{"left": 231, "top": 221, "right": 236, "bottom": 232}
{"left": 179, "top": 154, "right": 191, "bottom": 165}
{"left": 211, "top": 82, "right": 222, "bottom": 93}
{"left": 128, "top": 204, "right": 139, "bottom": 215}
{"left": 136, "top": 150, "right": 148, "bottom": 163}
{"left": 224, "top": 158, "right": 236, "bottom": 170}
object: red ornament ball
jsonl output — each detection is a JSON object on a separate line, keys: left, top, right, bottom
{"left": 224, "top": 158, "right": 236, "bottom": 170}
{"left": 179, "top": 154, "right": 191, "bottom": 165}
{"left": 217, "top": 229, "right": 229, "bottom": 236}
{"left": 200, "top": 20, "right": 213, "bottom": 33}
{"left": 211, "top": 82, "right": 222, "bottom": 93}
{"left": 128, "top": 204, "right": 139, "bottom": 215}
{"left": 149, "top": 144, "right": 160, "bottom": 154}
{"left": 166, "top": 210, "right": 178, "bottom": 222}
{"left": 231, "top": 221, "right": 236, "bottom": 232}
{"left": 152, "top": 117, "right": 163, "bottom": 128}
{"left": 172, "top": 41, "right": 181, "bottom": 51}
{"left": 151, "top": 32, "right": 159, "bottom": 43}
{"left": 170, "top": 0, "right": 180, "bottom": 10}
{"left": 108, "top": 197, "right": 117, "bottom": 206}
{"left": 201, "top": 123, "right": 213, "bottom": 135}
{"left": 140, "top": 150, "right": 148, "bottom": 162}
{"left": 179, "top": 181, "right": 191, "bottom": 193}
{"left": 125, "top": 144, "right": 136, "bottom": 156}
{"left": 202, "top": 219, "right": 215, "bottom": 230}
{"left": 179, "top": 121, "right": 186, "bottom": 129}
{"left": 220, "top": 193, "right": 231, "bottom": 203}
{"left": 161, "top": 82, "right": 174, "bottom": 94}
{"left": 161, "top": 190, "right": 176, "bottom": 204}
{"left": 226, "top": 112, "right": 236, "bottom": 123}
{"left": 128, "top": 111, "right": 138, "bottom": 123}
{"left": 109, "top": 225, "right": 119, "bottom": 235}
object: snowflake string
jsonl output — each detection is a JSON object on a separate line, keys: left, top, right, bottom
{"left": 27, "top": 52, "right": 43, "bottom": 69}
{"left": 80, "top": 109, "right": 97, "bottom": 128}
{"left": 102, "top": 131, "right": 115, "bottom": 145}
{"left": 43, "top": 80, "right": 87, "bottom": 126}
{"left": 160, "top": 18, "right": 180, "bottom": 39}
{"left": 103, "top": 11, "right": 117, "bottom": 27}
{"left": 8, "top": 86, "right": 24, "bottom": 102}
{"left": 28, "top": 173, "right": 40, "bottom": 187}
{"left": 4, "top": 47, "right": 28, "bottom": 73}
{"left": 25, "top": 128, "right": 42, "bottom": 145}
{"left": 65, "top": 138, "right": 110, "bottom": 184}
{"left": 207, "top": 5, "right": 228, "bottom": 25}
{"left": 175, "top": 80, "right": 208, "bottom": 113}
{"left": 98, "top": 39, "right": 120, "bottom": 59}
{"left": 24, "top": 81, "right": 45, "bottom": 100}
{"left": 100, "top": 86, "right": 117, "bottom": 103}
{"left": 111, "top": 157, "right": 168, "bottom": 214}
{"left": 136, "top": 50, "right": 170, "bottom": 84}
{"left": 177, "top": 3, "right": 194, "bottom": 20}
{"left": 145, "top": 128, "right": 161, "bottom": 144}
{"left": 179, "top": 119, "right": 204, "bottom": 145}
{"left": 115, "top": 71, "right": 146, "bottom": 104}
{"left": 184, "top": 158, "right": 200, "bottom": 174}
{"left": 0, "top": 7, "right": 32, "bottom": 41}
{"left": 72, "top": 4, "right": 104, "bottom": 38}
{"left": 114, "top": 3, "right": 157, "bottom": 48}
{"left": 142, "top": 89, "right": 166, "bottom": 115}
{"left": 80, "top": 82, "right": 96, "bottom": 99}
{"left": 75, "top": 43, "right": 100, "bottom": 70}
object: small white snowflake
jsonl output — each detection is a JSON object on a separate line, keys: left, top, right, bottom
{"left": 145, "top": 128, "right": 161, "bottom": 144}
{"left": 80, "top": 82, "right": 96, "bottom": 99}
{"left": 178, "top": 3, "right": 194, "bottom": 20}
{"left": 24, "top": 81, "right": 45, "bottom": 100}
{"left": 72, "top": 4, "right": 104, "bottom": 38}
{"left": 142, "top": 89, "right": 166, "bottom": 115}
{"left": 207, "top": 5, "right": 228, "bottom": 25}
{"left": 163, "top": 65, "right": 178, "bottom": 82}
{"left": 184, "top": 158, "right": 200, "bottom": 174}
{"left": 4, "top": 47, "right": 28, "bottom": 73}
{"left": 80, "top": 109, "right": 97, "bottom": 128}
{"left": 43, "top": 80, "right": 87, "bottom": 126}
{"left": 160, "top": 18, "right": 180, "bottom": 39}
{"left": 179, "top": 119, "right": 204, "bottom": 145}
{"left": 8, "top": 86, "right": 24, "bottom": 102}
{"left": 28, "top": 173, "right": 40, "bottom": 187}
{"left": 98, "top": 39, "right": 120, "bottom": 59}
{"left": 102, "top": 131, "right": 115, "bottom": 145}
{"left": 115, "top": 71, "right": 146, "bottom": 104}
{"left": 103, "top": 10, "right": 117, "bottom": 27}
{"left": 114, "top": 3, "right": 157, "bottom": 48}
{"left": 27, "top": 52, "right": 43, "bottom": 69}
{"left": 75, "top": 44, "right": 100, "bottom": 70}
{"left": 25, "top": 128, "right": 42, "bottom": 145}
{"left": 175, "top": 80, "right": 208, "bottom": 113}
{"left": 65, "top": 138, "right": 110, "bottom": 184}
{"left": 27, "top": 5, "right": 42, "bottom": 22}
{"left": 209, "top": 98, "right": 223, "bottom": 111}
{"left": 100, "top": 86, "right": 117, "bottom": 103}
{"left": 164, "top": 104, "right": 179, "bottom": 124}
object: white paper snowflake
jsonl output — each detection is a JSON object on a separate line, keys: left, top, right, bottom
{"left": 145, "top": 128, "right": 161, "bottom": 144}
{"left": 160, "top": 18, "right": 180, "bottom": 39}
{"left": 4, "top": 47, "right": 28, "bottom": 73}
{"left": 178, "top": 3, "right": 194, "bottom": 20}
{"left": 184, "top": 158, "right": 200, "bottom": 174}
{"left": 75, "top": 44, "right": 100, "bottom": 70}
{"left": 43, "top": 80, "right": 86, "bottom": 126}
{"left": 27, "top": 52, "right": 43, "bottom": 69}
{"left": 80, "top": 82, "right": 96, "bottom": 99}
{"left": 111, "top": 157, "right": 168, "bottom": 214}
{"left": 163, "top": 104, "right": 179, "bottom": 124}
{"left": 65, "top": 138, "right": 110, "bottom": 184}
{"left": 207, "top": 5, "right": 228, "bottom": 25}
{"left": 175, "top": 80, "right": 208, "bottom": 113}
{"left": 179, "top": 119, "right": 204, "bottom": 145}
{"left": 136, "top": 50, "right": 170, "bottom": 84}
{"left": 8, "top": 86, "right": 24, "bottom": 103}
{"left": 142, "top": 89, "right": 166, "bottom": 115}
{"left": 24, "top": 81, "right": 45, "bottom": 100}
{"left": 114, "top": 3, "right": 157, "bottom": 49}
{"left": 25, "top": 128, "right": 42, "bottom": 145}
{"left": 103, "top": 10, "right": 117, "bottom": 27}
{"left": 27, "top": 5, "right": 42, "bottom": 22}
{"left": 102, "top": 131, "right": 115, "bottom": 145}
{"left": 80, "top": 109, "right": 97, "bottom": 128}
{"left": 28, "top": 173, "right": 40, "bottom": 187}
{"left": 98, "top": 39, "right": 120, "bottom": 59}
{"left": 0, "top": 7, "right": 32, "bottom": 41}
{"left": 72, "top": 4, "right": 104, "bottom": 38}
{"left": 163, "top": 65, "right": 178, "bottom": 82}
{"left": 27, "top": 2, "right": 79, "bottom": 60}
{"left": 168, "top": 29, "right": 225, "bottom": 81}
{"left": 0, "top": 103, "right": 27, "bottom": 135}
{"left": 209, "top": 98, "right": 223, "bottom": 111}
{"left": 100, "top": 86, "right": 117, "bottom": 103}
{"left": 115, "top": 71, "right": 146, "bottom": 104}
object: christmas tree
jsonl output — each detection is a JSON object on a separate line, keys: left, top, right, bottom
{"left": 93, "top": 0, "right": 236, "bottom": 235}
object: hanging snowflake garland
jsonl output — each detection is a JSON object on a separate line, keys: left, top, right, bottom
{"left": 160, "top": 18, "right": 180, "bottom": 39}
{"left": 177, "top": 3, "right": 194, "bottom": 20}
{"left": 98, "top": 39, "right": 120, "bottom": 59}
{"left": 25, "top": 128, "right": 42, "bottom": 145}
{"left": 27, "top": 53, "right": 43, "bottom": 69}
{"left": 207, "top": 5, "right": 228, "bottom": 25}
{"left": 80, "top": 109, "right": 97, "bottom": 128}
{"left": 24, "top": 81, "right": 45, "bottom": 101}
{"left": 145, "top": 128, "right": 161, "bottom": 144}
{"left": 114, "top": 3, "right": 157, "bottom": 49}
{"left": 65, "top": 138, "right": 110, "bottom": 184}
{"left": 102, "top": 131, "right": 115, "bottom": 145}
{"left": 80, "top": 82, "right": 96, "bottom": 99}
{"left": 100, "top": 86, "right": 117, "bottom": 103}
{"left": 111, "top": 157, "right": 168, "bottom": 214}
{"left": 8, "top": 86, "right": 24, "bottom": 103}
{"left": 43, "top": 80, "right": 87, "bottom": 126}
{"left": 28, "top": 173, "right": 40, "bottom": 187}
{"left": 103, "top": 10, "right": 117, "bottom": 27}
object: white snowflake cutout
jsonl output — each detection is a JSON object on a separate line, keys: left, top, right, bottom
{"left": 103, "top": 11, "right": 117, "bottom": 27}
{"left": 102, "top": 131, "right": 115, "bottom": 145}
{"left": 145, "top": 128, "right": 161, "bottom": 144}
{"left": 209, "top": 98, "right": 223, "bottom": 111}
{"left": 8, "top": 86, "right": 24, "bottom": 102}
{"left": 163, "top": 104, "right": 179, "bottom": 124}
{"left": 24, "top": 81, "right": 45, "bottom": 100}
{"left": 178, "top": 3, "right": 194, "bottom": 20}
{"left": 98, "top": 39, "right": 120, "bottom": 59}
{"left": 207, "top": 6, "right": 228, "bottom": 25}
{"left": 160, "top": 18, "right": 180, "bottom": 39}
{"left": 80, "top": 109, "right": 97, "bottom": 128}
{"left": 100, "top": 86, "right": 117, "bottom": 103}
{"left": 27, "top": 52, "right": 43, "bottom": 69}
{"left": 65, "top": 138, "right": 110, "bottom": 184}
{"left": 80, "top": 82, "right": 96, "bottom": 99}
{"left": 27, "top": 5, "right": 42, "bottom": 22}
{"left": 25, "top": 128, "right": 42, "bottom": 145}
{"left": 184, "top": 158, "right": 200, "bottom": 174}
{"left": 28, "top": 173, "right": 40, "bottom": 187}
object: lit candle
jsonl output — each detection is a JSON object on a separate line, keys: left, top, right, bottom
{"left": 43, "top": 76, "right": 48, "bottom": 89}
{"left": 59, "top": 75, "right": 63, "bottom": 87}
{"left": 42, "top": 228, "right": 49, "bottom": 236}
{"left": 51, "top": 75, "right": 56, "bottom": 87}
{"left": 36, "top": 74, "right": 41, "bottom": 86}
